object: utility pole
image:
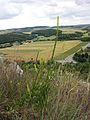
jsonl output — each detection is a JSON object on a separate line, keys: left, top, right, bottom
{"left": 51, "top": 16, "right": 59, "bottom": 60}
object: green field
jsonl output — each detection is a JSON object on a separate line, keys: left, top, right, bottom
{"left": 55, "top": 42, "right": 88, "bottom": 60}
{"left": 0, "top": 40, "right": 88, "bottom": 61}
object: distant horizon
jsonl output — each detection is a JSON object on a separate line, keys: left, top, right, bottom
{"left": 0, "top": 23, "right": 90, "bottom": 31}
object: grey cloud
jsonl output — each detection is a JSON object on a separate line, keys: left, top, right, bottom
{"left": 0, "top": 0, "right": 50, "bottom": 20}
{"left": 0, "top": 1, "right": 22, "bottom": 19}
{"left": 47, "top": 2, "right": 58, "bottom": 7}
{"left": 75, "top": 0, "right": 90, "bottom": 5}
{"left": 0, "top": 12, "right": 20, "bottom": 19}
{"left": 10, "top": 0, "right": 49, "bottom": 4}
{"left": 10, "top": 0, "right": 35, "bottom": 3}
{"left": 45, "top": 3, "right": 90, "bottom": 21}
{"left": 61, "top": 8, "right": 90, "bottom": 20}
{"left": 45, "top": 9, "right": 62, "bottom": 19}
{"left": 46, "top": 13, "right": 60, "bottom": 19}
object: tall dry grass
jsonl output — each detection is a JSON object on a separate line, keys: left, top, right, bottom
{"left": 0, "top": 61, "right": 90, "bottom": 120}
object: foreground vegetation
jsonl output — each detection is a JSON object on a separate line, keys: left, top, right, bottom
{"left": 0, "top": 61, "right": 90, "bottom": 120}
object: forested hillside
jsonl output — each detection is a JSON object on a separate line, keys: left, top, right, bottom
{"left": 32, "top": 29, "right": 62, "bottom": 37}
{"left": 0, "top": 32, "right": 36, "bottom": 44}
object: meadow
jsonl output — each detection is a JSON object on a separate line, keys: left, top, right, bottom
{"left": 0, "top": 40, "right": 87, "bottom": 61}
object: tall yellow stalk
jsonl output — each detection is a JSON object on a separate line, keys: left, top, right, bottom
{"left": 51, "top": 16, "right": 59, "bottom": 60}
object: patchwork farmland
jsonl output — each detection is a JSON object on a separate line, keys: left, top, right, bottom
{"left": 0, "top": 40, "right": 87, "bottom": 61}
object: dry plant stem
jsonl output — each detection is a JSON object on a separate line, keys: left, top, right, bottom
{"left": 51, "top": 16, "right": 59, "bottom": 60}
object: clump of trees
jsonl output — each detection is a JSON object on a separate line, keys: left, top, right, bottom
{"left": 32, "top": 29, "right": 62, "bottom": 37}
{"left": 58, "top": 32, "right": 83, "bottom": 40}
{"left": 73, "top": 52, "right": 90, "bottom": 62}
{"left": 81, "top": 37, "right": 90, "bottom": 41}
{"left": 81, "top": 28, "right": 90, "bottom": 41}
{"left": 88, "top": 29, "right": 90, "bottom": 36}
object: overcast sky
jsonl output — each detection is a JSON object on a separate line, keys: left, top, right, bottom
{"left": 0, "top": 0, "right": 90, "bottom": 30}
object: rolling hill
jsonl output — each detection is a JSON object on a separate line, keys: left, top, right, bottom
{"left": 0, "top": 24, "right": 90, "bottom": 34}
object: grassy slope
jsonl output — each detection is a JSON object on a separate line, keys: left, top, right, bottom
{"left": 55, "top": 42, "right": 88, "bottom": 60}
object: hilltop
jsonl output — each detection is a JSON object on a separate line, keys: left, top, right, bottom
{"left": 0, "top": 24, "right": 90, "bottom": 34}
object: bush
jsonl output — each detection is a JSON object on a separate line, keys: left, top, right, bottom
{"left": 73, "top": 53, "right": 90, "bottom": 62}
{"left": 81, "top": 37, "right": 90, "bottom": 41}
